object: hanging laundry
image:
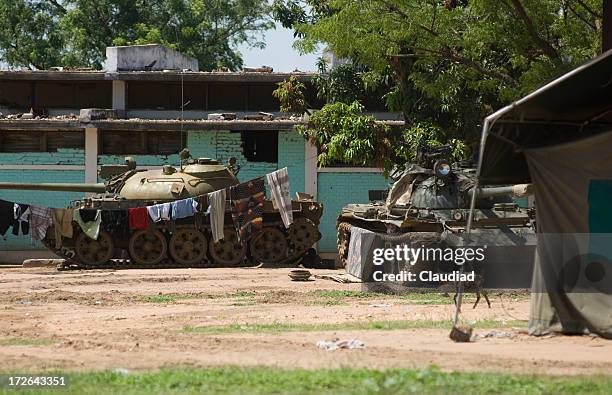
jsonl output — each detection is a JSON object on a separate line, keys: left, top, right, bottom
{"left": 208, "top": 189, "right": 226, "bottom": 242}
{"left": 171, "top": 198, "right": 198, "bottom": 220}
{"left": 266, "top": 167, "right": 293, "bottom": 228}
{"left": 30, "top": 206, "right": 53, "bottom": 243}
{"left": 101, "top": 210, "right": 130, "bottom": 239}
{"left": 73, "top": 209, "right": 101, "bottom": 240}
{"left": 147, "top": 202, "right": 172, "bottom": 223}
{"left": 128, "top": 207, "right": 149, "bottom": 230}
{"left": 51, "top": 208, "right": 73, "bottom": 249}
{"left": 13, "top": 203, "right": 30, "bottom": 236}
{"left": 230, "top": 177, "right": 265, "bottom": 241}
{"left": 0, "top": 199, "right": 14, "bottom": 236}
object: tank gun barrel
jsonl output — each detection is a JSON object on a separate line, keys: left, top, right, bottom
{"left": 0, "top": 182, "right": 107, "bottom": 193}
{"left": 471, "top": 184, "right": 533, "bottom": 199}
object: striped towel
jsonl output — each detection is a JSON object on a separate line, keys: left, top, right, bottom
{"left": 30, "top": 205, "right": 53, "bottom": 243}
{"left": 266, "top": 167, "right": 293, "bottom": 228}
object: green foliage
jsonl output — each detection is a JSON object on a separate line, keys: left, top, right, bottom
{"left": 395, "top": 122, "right": 469, "bottom": 165}
{"left": 298, "top": 101, "right": 393, "bottom": 171}
{"left": 300, "top": 102, "right": 469, "bottom": 172}
{"left": 275, "top": 0, "right": 603, "bottom": 145}
{"left": 0, "top": 0, "right": 273, "bottom": 70}
{"left": 312, "top": 62, "right": 367, "bottom": 104}
{"left": 272, "top": 76, "right": 308, "bottom": 113}
{"left": 0, "top": 1, "right": 64, "bottom": 70}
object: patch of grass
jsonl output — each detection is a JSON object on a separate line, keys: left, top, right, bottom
{"left": 0, "top": 338, "right": 56, "bottom": 346}
{"left": 232, "top": 291, "right": 256, "bottom": 298}
{"left": 309, "top": 290, "right": 385, "bottom": 299}
{"left": 183, "top": 319, "right": 526, "bottom": 335}
{"left": 136, "top": 291, "right": 257, "bottom": 304}
{"left": 138, "top": 295, "right": 179, "bottom": 304}
{"left": 1, "top": 367, "right": 610, "bottom": 395}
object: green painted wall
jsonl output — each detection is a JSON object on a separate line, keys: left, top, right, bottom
{"left": 0, "top": 148, "right": 85, "bottom": 165}
{"left": 317, "top": 172, "right": 390, "bottom": 252}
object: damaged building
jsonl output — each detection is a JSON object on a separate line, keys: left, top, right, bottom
{"left": 0, "top": 44, "right": 402, "bottom": 262}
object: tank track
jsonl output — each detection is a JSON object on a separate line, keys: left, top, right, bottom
{"left": 49, "top": 214, "right": 321, "bottom": 271}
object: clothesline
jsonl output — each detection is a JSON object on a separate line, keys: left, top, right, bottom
{"left": 0, "top": 168, "right": 294, "bottom": 247}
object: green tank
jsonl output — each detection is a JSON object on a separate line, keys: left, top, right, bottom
{"left": 336, "top": 146, "right": 536, "bottom": 287}
{"left": 0, "top": 149, "right": 323, "bottom": 268}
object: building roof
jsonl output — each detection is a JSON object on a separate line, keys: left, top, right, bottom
{"left": 0, "top": 70, "right": 316, "bottom": 83}
{"left": 0, "top": 118, "right": 405, "bottom": 132}
{"left": 478, "top": 49, "right": 612, "bottom": 184}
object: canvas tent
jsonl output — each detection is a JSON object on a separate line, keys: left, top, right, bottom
{"left": 476, "top": 49, "right": 612, "bottom": 338}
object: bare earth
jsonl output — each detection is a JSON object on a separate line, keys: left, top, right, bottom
{"left": 0, "top": 266, "right": 611, "bottom": 376}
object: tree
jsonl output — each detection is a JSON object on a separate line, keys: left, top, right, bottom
{"left": 0, "top": 1, "right": 64, "bottom": 70}
{"left": 276, "top": 0, "right": 604, "bottom": 144}
{"left": 297, "top": 101, "right": 395, "bottom": 172}
{"left": 0, "top": 0, "right": 273, "bottom": 70}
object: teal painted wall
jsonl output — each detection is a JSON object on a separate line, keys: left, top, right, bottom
{"left": 99, "top": 154, "right": 180, "bottom": 166}
{"left": 0, "top": 170, "right": 85, "bottom": 250}
{"left": 317, "top": 172, "right": 390, "bottom": 252}
{"left": 278, "top": 131, "right": 305, "bottom": 196}
{"left": 0, "top": 148, "right": 85, "bottom": 165}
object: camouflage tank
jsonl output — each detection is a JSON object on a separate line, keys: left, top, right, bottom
{"left": 0, "top": 149, "right": 322, "bottom": 269}
{"left": 336, "top": 146, "right": 536, "bottom": 285}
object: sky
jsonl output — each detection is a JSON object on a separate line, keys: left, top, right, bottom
{"left": 236, "top": 25, "right": 320, "bottom": 72}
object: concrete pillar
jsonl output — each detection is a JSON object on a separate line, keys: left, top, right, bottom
{"left": 112, "top": 80, "right": 126, "bottom": 110}
{"left": 85, "top": 128, "right": 98, "bottom": 184}
{"left": 304, "top": 140, "right": 318, "bottom": 199}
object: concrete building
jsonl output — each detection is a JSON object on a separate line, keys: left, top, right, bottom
{"left": 0, "top": 45, "right": 402, "bottom": 262}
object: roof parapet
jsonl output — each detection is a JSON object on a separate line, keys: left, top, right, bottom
{"left": 104, "top": 44, "right": 199, "bottom": 72}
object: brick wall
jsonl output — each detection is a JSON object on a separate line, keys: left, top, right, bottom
{"left": 278, "top": 131, "right": 305, "bottom": 196}
{"left": 317, "top": 171, "right": 390, "bottom": 252}
{"left": 99, "top": 154, "right": 180, "bottom": 167}
{"left": 0, "top": 148, "right": 85, "bottom": 165}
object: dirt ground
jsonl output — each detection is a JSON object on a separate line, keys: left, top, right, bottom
{"left": 0, "top": 266, "right": 611, "bottom": 376}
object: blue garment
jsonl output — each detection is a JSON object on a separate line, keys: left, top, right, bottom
{"left": 171, "top": 198, "right": 198, "bottom": 219}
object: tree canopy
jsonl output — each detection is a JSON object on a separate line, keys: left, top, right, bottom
{"left": 275, "top": 0, "right": 604, "bottom": 144}
{"left": 0, "top": 0, "right": 273, "bottom": 70}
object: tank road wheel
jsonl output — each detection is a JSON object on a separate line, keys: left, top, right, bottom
{"left": 128, "top": 230, "right": 168, "bottom": 265}
{"left": 169, "top": 228, "right": 208, "bottom": 265}
{"left": 249, "top": 227, "right": 288, "bottom": 263}
{"left": 288, "top": 218, "right": 320, "bottom": 253}
{"left": 75, "top": 230, "right": 114, "bottom": 265}
{"left": 209, "top": 228, "right": 247, "bottom": 266}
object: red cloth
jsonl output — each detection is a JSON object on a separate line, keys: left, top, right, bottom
{"left": 128, "top": 207, "right": 149, "bottom": 230}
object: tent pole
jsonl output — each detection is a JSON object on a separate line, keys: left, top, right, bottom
{"left": 453, "top": 117, "right": 493, "bottom": 327}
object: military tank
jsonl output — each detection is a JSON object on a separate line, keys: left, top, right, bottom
{"left": 336, "top": 145, "right": 536, "bottom": 286}
{"left": 0, "top": 149, "right": 323, "bottom": 269}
